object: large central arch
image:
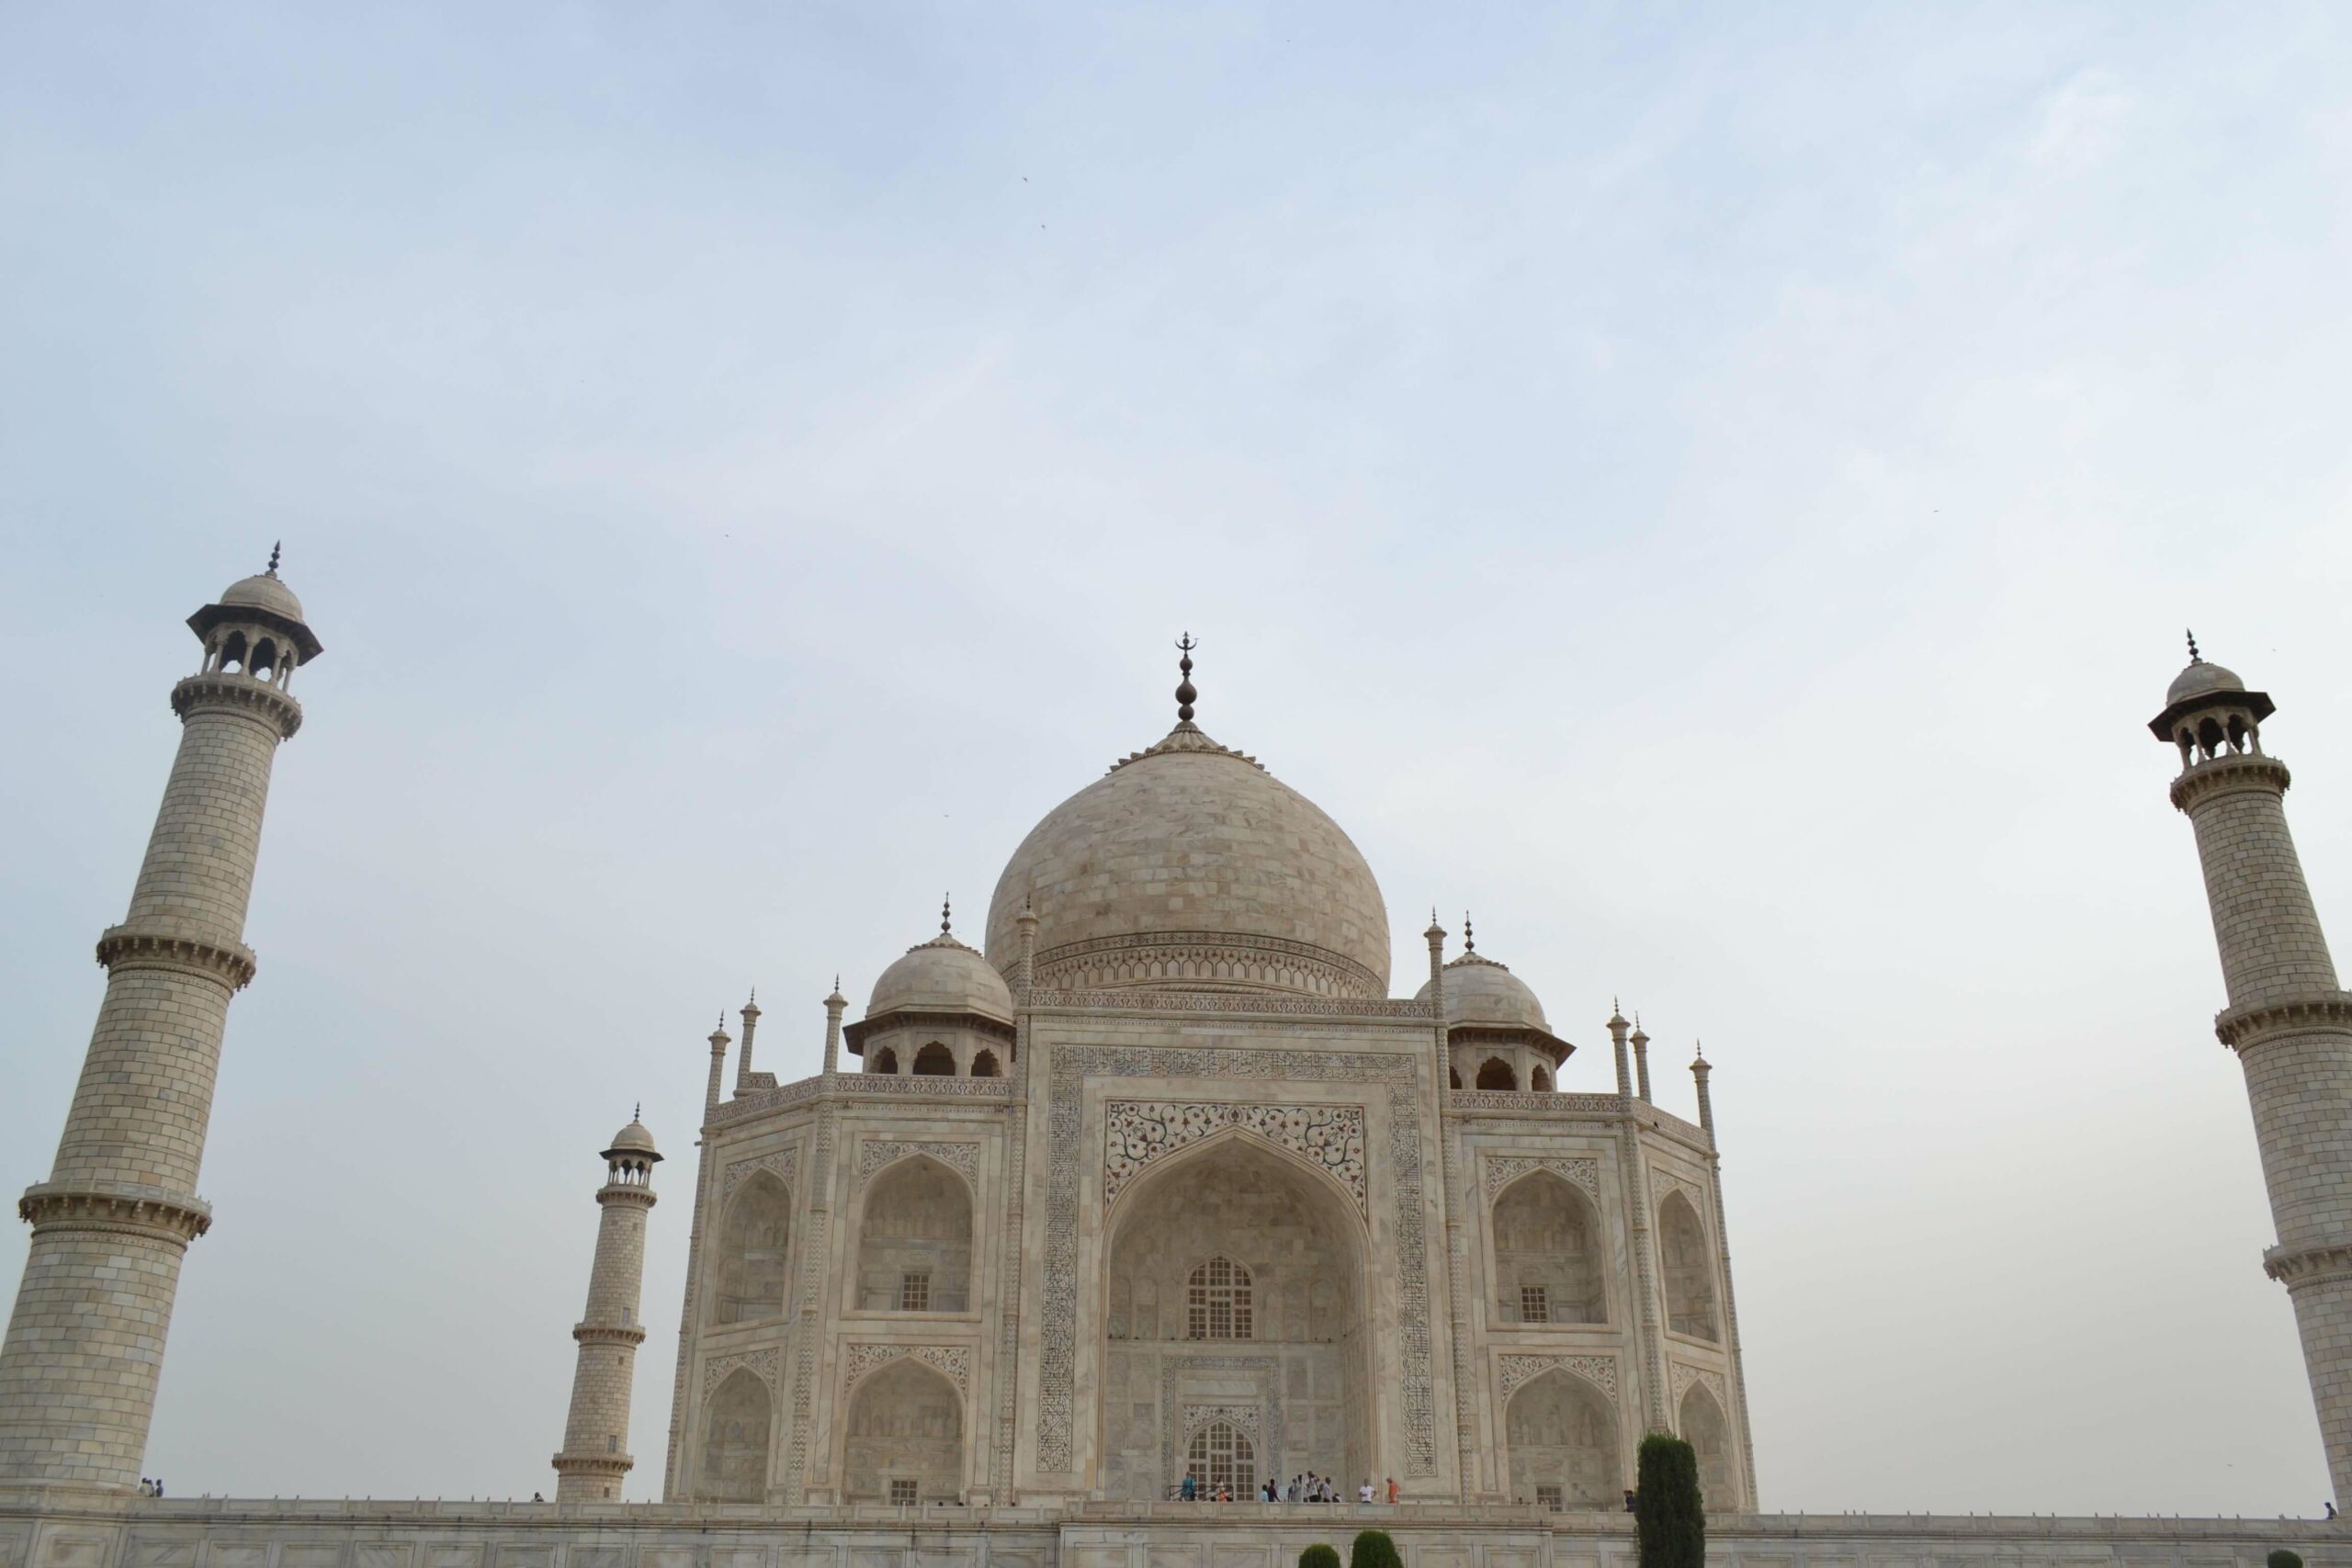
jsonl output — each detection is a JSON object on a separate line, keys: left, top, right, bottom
{"left": 1097, "top": 1132, "right": 1371, "bottom": 1501}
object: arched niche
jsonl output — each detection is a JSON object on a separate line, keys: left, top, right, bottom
{"left": 1492, "top": 1170, "right": 1603, "bottom": 1325}
{"left": 697, "top": 1369, "right": 772, "bottom": 1502}
{"left": 912, "top": 1041, "right": 955, "bottom": 1076}
{"left": 870, "top": 1045, "right": 899, "bottom": 1075}
{"left": 1476, "top": 1057, "right": 1517, "bottom": 1090}
{"left": 842, "top": 1359, "right": 963, "bottom": 1503}
{"left": 1530, "top": 1064, "right": 1552, "bottom": 1091}
{"left": 713, "top": 1170, "right": 791, "bottom": 1325}
{"left": 855, "top": 1156, "right": 972, "bottom": 1312}
{"left": 1505, "top": 1367, "right": 1617, "bottom": 1509}
{"left": 1679, "top": 1381, "right": 1734, "bottom": 1510}
{"left": 1099, "top": 1134, "right": 1370, "bottom": 1501}
{"left": 1185, "top": 1417, "right": 1255, "bottom": 1498}
{"left": 1658, "top": 1191, "right": 1719, "bottom": 1341}
{"left": 970, "top": 1048, "right": 1001, "bottom": 1078}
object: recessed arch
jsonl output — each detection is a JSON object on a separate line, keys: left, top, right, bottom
{"left": 969, "top": 1048, "right": 1001, "bottom": 1078}
{"left": 1506, "top": 1366, "right": 1617, "bottom": 1509}
{"left": 1530, "top": 1064, "right": 1552, "bottom": 1091}
{"left": 1679, "top": 1381, "right": 1734, "bottom": 1509}
{"left": 696, "top": 1369, "right": 771, "bottom": 1502}
{"left": 1659, "top": 1190, "right": 1719, "bottom": 1341}
{"left": 712, "top": 1169, "right": 792, "bottom": 1325}
{"left": 870, "top": 1045, "right": 899, "bottom": 1075}
{"left": 1492, "top": 1169, "right": 1602, "bottom": 1325}
{"left": 911, "top": 1041, "right": 955, "bottom": 1076}
{"left": 1476, "top": 1056, "right": 1518, "bottom": 1090}
{"left": 1099, "top": 1130, "right": 1370, "bottom": 1500}
{"left": 842, "top": 1358, "right": 962, "bottom": 1503}
{"left": 856, "top": 1155, "right": 971, "bottom": 1312}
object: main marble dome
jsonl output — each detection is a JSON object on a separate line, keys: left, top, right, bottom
{"left": 983, "top": 721, "right": 1391, "bottom": 998}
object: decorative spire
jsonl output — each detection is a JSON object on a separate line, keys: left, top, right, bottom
{"left": 1174, "top": 634, "right": 1198, "bottom": 724}
{"left": 633, "top": 1101, "right": 640, "bottom": 1122}
{"left": 2187, "top": 627, "right": 2201, "bottom": 663}
{"left": 266, "top": 541, "right": 282, "bottom": 577}
{"left": 942, "top": 894, "right": 953, "bottom": 935}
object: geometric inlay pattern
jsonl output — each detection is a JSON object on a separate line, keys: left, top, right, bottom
{"left": 1104, "top": 1101, "right": 1366, "bottom": 1213}
{"left": 857, "top": 1139, "right": 980, "bottom": 1189}
{"left": 703, "top": 1348, "right": 782, "bottom": 1394}
{"left": 1480, "top": 1154, "right": 1600, "bottom": 1201}
{"left": 843, "top": 1342, "right": 971, "bottom": 1394}
{"left": 1498, "top": 1352, "right": 1617, "bottom": 1402}
{"left": 721, "top": 1147, "right": 799, "bottom": 1203}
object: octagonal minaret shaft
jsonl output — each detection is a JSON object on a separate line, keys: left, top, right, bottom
{"left": 554, "top": 1115, "right": 661, "bottom": 1500}
{"left": 2155, "top": 638, "right": 2352, "bottom": 1501}
{"left": 0, "top": 553, "right": 319, "bottom": 1492}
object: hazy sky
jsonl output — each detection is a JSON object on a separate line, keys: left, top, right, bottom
{"left": 5, "top": 0, "right": 2351, "bottom": 1520}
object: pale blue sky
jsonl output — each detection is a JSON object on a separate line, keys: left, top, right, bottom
{"left": 4, "top": 0, "right": 2350, "bottom": 1517}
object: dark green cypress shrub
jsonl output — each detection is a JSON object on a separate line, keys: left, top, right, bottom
{"left": 1349, "top": 1533, "right": 1402, "bottom": 1568}
{"left": 1300, "top": 1547, "right": 1341, "bottom": 1568}
{"left": 2267, "top": 1551, "right": 2302, "bottom": 1568}
{"left": 1635, "top": 1433, "right": 1705, "bottom": 1568}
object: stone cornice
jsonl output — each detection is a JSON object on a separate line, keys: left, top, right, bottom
{"left": 842, "top": 1008, "right": 1019, "bottom": 1053}
{"left": 2266, "top": 1241, "right": 2352, "bottom": 1289}
{"left": 2170, "top": 753, "right": 2290, "bottom": 812}
{"left": 573, "top": 1322, "right": 649, "bottom": 1347}
{"left": 1030, "top": 987, "right": 1432, "bottom": 1020}
{"left": 548, "top": 1452, "right": 633, "bottom": 1478}
{"left": 2215, "top": 994, "right": 2352, "bottom": 1051}
{"left": 18, "top": 1182, "right": 211, "bottom": 1244}
{"left": 171, "top": 673, "right": 303, "bottom": 739}
{"left": 95, "top": 925, "right": 256, "bottom": 990}
{"left": 596, "top": 1184, "right": 658, "bottom": 1210}
{"left": 1033, "top": 929, "right": 1386, "bottom": 1000}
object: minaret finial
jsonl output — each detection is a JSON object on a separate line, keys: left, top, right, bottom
{"left": 2187, "top": 627, "right": 2201, "bottom": 662}
{"left": 942, "top": 894, "right": 952, "bottom": 934}
{"left": 1463, "top": 913, "right": 1475, "bottom": 953}
{"left": 1174, "top": 633, "right": 1198, "bottom": 724}
{"left": 266, "top": 541, "right": 281, "bottom": 577}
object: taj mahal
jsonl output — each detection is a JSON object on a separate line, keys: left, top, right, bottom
{"left": 5, "top": 558, "right": 2352, "bottom": 1568}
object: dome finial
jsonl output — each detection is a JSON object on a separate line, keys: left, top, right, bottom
{"left": 2187, "top": 627, "right": 2201, "bottom": 663}
{"left": 1463, "top": 912, "right": 1475, "bottom": 953}
{"left": 942, "top": 893, "right": 953, "bottom": 934}
{"left": 266, "top": 541, "right": 282, "bottom": 578}
{"left": 633, "top": 1101, "right": 640, "bottom": 1122}
{"left": 1174, "top": 633, "right": 1198, "bottom": 724}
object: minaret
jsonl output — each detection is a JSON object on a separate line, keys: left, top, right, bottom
{"left": 553, "top": 1113, "right": 662, "bottom": 1500}
{"left": 0, "top": 552, "right": 320, "bottom": 1492}
{"left": 1631, "top": 1013, "right": 1653, "bottom": 1102}
{"left": 2155, "top": 637, "right": 2352, "bottom": 1501}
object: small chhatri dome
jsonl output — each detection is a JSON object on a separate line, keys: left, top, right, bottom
{"left": 603, "top": 1113, "right": 662, "bottom": 1163}
{"left": 868, "top": 901, "right": 1016, "bottom": 1023}
{"left": 1413, "top": 920, "right": 1550, "bottom": 1032}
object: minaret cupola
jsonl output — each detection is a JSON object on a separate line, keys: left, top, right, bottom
{"left": 187, "top": 544, "right": 323, "bottom": 691}
{"left": 2149, "top": 630, "right": 2274, "bottom": 769}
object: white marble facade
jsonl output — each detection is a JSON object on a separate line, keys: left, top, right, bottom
{"left": 663, "top": 696, "right": 1754, "bottom": 1512}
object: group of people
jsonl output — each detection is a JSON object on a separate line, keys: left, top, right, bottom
{"left": 136, "top": 1478, "right": 166, "bottom": 1497}
{"left": 1178, "top": 1473, "right": 1400, "bottom": 1504}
